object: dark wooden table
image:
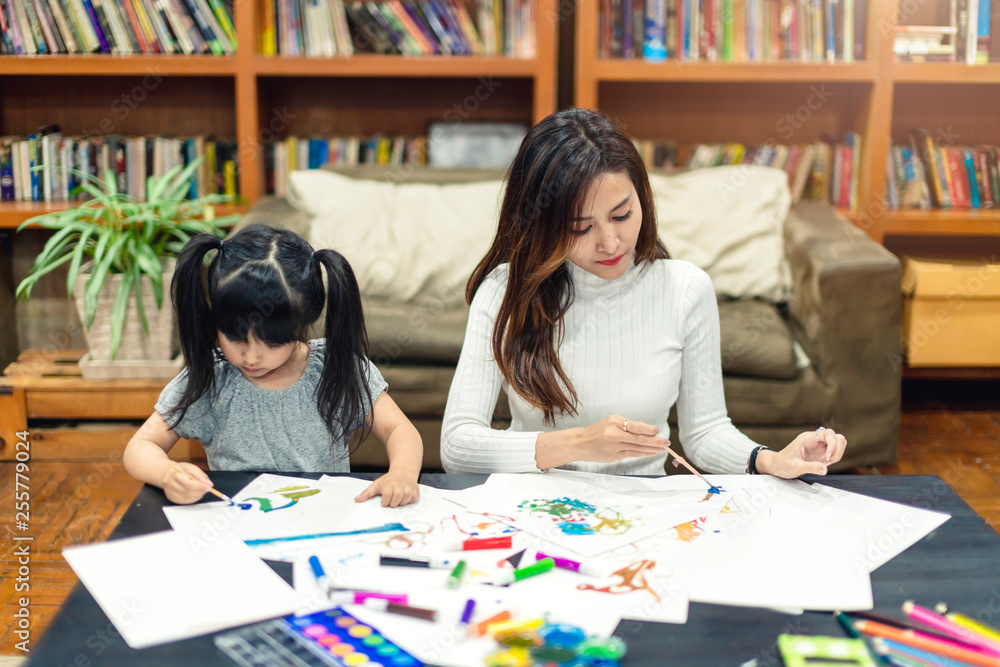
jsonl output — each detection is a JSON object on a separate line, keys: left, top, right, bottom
{"left": 26, "top": 473, "right": 1000, "bottom": 667}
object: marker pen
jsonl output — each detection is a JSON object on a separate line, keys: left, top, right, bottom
{"left": 446, "top": 560, "right": 466, "bottom": 589}
{"left": 379, "top": 554, "right": 454, "bottom": 569}
{"left": 308, "top": 555, "right": 336, "bottom": 596}
{"left": 442, "top": 536, "right": 514, "bottom": 551}
{"left": 330, "top": 591, "right": 409, "bottom": 605}
{"left": 492, "top": 557, "right": 555, "bottom": 585}
{"left": 459, "top": 598, "right": 476, "bottom": 626}
{"left": 535, "top": 551, "right": 610, "bottom": 577}
{"left": 358, "top": 598, "right": 437, "bottom": 622}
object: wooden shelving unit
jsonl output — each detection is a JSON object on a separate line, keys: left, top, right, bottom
{"left": 0, "top": 0, "right": 559, "bottom": 227}
{"left": 574, "top": 0, "right": 1000, "bottom": 246}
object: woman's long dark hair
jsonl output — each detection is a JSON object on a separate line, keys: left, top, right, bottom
{"left": 467, "top": 108, "right": 668, "bottom": 423}
{"left": 166, "top": 223, "right": 372, "bottom": 443}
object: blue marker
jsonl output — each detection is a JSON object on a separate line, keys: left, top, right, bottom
{"left": 308, "top": 555, "right": 335, "bottom": 597}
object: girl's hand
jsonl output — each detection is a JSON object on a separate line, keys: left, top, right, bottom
{"left": 574, "top": 416, "right": 670, "bottom": 463}
{"left": 757, "top": 427, "right": 848, "bottom": 479}
{"left": 355, "top": 471, "right": 420, "bottom": 507}
{"left": 162, "top": 461, "right": 214, "bottom": 505}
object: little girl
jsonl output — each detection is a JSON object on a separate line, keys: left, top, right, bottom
{"left": 124, "top": 224, "right": 422, "bottom": 507}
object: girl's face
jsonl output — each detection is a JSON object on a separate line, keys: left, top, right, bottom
{"left": 566, "top": 171, "right": 642, "bottom": 281}
{"left": 217, "top": 331, "right": 301, "bottom": 381}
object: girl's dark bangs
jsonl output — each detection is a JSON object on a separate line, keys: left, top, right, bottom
{"left": 213, "top": 274, "right": 296, "bottom": 345}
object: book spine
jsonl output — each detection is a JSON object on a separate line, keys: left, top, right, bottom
{"left": 975, "top": 148, "right": 992, "bottom": 208}
{"left": 48, "top": 0, "right": 81, "bottom": 52}
{"left": 66, "top": 0, "right": 99, "bottom": 51}
{"left": 0, "top": 139, "right": 13, "bottom": 201}
{"left": 963, "top": 148, "right": 981, "bottom": 207}
{"left": 80, "top": 0, "right": 108, "bottom": 50}
{"left": 644, "top": 0, "right": 667, "bottom": 59}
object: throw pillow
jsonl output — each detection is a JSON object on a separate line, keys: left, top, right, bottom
{"left": 650, "top": 165, "right": 792, "bottom": 301}
{"left": 287, "top": 170, "right": 503, "bottom": 306}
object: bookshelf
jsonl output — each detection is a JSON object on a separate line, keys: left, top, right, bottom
{"left": 0, "top": 0, "right": 559, "bottom": 227}
{"left": 574, "top": 0, "right": 1000, "bottom": 246}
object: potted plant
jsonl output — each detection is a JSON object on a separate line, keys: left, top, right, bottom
{"left": 15, "top": 160, "right": 240, "bottom": 379}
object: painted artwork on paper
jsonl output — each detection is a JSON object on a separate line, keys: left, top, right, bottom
{"left": 518, "top": 497, "right": 641, "bottom": 536}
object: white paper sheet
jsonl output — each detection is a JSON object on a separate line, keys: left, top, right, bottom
{"left": 62, "top": 530, "right": 298, "bottom": 649}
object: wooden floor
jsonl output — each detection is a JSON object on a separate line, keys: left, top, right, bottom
{"left": 1, "top": 379, "right": 998, "bottom": 657}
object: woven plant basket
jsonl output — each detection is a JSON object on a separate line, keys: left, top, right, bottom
{"left": 72, "top": 261, "right": 180, "bottom": 377}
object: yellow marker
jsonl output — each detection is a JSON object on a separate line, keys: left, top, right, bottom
{"left": 488, "top": 617, "right": 545, "bottom": 637}
{"left": 946, "top": 612, "right": 1000, "bottom": 644}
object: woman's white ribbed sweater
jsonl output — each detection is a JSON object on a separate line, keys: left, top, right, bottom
{"left": 441, "top": 258, "right": 761, "bottom": 475}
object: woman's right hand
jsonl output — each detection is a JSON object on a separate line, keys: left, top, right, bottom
{"left": 162, "top": 461, "right": 214, "bottom": 505}
{"left": 573, "top": 415, "right": 669, "bottom": 463}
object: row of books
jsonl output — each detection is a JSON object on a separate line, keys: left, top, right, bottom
{"left": 262, "top": 0, "right": 536, "bottom": 57}
{"left": 887, "top": 134, "right": 1000, "bottom": 210}
{"left": 0, "top": 131, "right": 239, "bottom": 202}
{"left": 894, "top": 0, "right": 1000, "bottom": 63}
{"left": 634, "top": 135, "right": 861, "bottom": 208}
{"left": 266, "top": 135, "right": 428, "bottom": 195}
{"left": 604, "top": 0, "right": 865, "bottom": 62}
{"left": 0, "top": 0, "right": 236, "bottom": 55}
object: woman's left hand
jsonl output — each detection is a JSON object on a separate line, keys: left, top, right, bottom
{"left": 354, "top": 471, "right": 420, "bottom": 507}
{"left": 756, "top": 427, "right": 848, "bottom": 479}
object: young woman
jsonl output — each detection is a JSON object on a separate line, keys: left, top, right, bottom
{"left": 124, "top": 224, "right": 422, "bottom": 506}
{"left": 441, "top": 108, "right": 846, "bottom": 478}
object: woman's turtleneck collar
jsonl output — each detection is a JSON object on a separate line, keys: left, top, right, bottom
{"left": 565, "top": 257, "right": 645, "bottom": 300}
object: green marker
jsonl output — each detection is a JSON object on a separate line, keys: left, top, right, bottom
{"left": 446, "top": 559, "right": 466, "bottom": 589}
{"left": 494, "top": 557, "right": 555, "bottom": 585}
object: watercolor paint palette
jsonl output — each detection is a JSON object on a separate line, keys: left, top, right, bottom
{"left": 215, "top": 607, "right": 424, "bottom": 666}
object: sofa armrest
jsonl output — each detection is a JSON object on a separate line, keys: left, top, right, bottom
{"left": 784, "top": 202, "right": 901, "bottom": 465}
{"left": 231, "top": 197, "right": 311, "bottom": 238}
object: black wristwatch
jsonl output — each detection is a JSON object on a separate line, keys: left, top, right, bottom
{"left": 746, "top": 445, "right": 773, "bottom": 475}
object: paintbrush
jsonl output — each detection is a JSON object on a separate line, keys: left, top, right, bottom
{"left": 664, "top": 444, "right": 721, "bottom": 493}
{"left": 166, "top": 461, "right": 236, "bottom": 506}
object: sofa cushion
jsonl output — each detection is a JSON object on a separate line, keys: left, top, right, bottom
{"left": 365, "top": 298, "right": 468, "bottom": 365}
{"left": 287, "top": 170, "right": 503, "bottom": 307}
{"left": 717, "top": 300, "right": 797, "bottom": 380}
{"left": 650, "top": 166, "right": 792, "bottom": 301}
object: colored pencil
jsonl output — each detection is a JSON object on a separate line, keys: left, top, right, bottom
{"left": 847, "top": 610, "right": 987, "bottom": 647}
{"left": 903, "top": 601, "right": 1000, "bottom": 654}
{"left": 835, "top": 611, "right": 890, "bottom": 666}
{"left": 874, "top": 637, "right": 981, "bottom": 667}
{"left": 947, "top": 613, "right": 1000, "bottom": 645}
{"left": 854, "top": 619, "right": 1000, "bottom": 667}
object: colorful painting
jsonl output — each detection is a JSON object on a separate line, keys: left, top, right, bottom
{"left": 239, "top": 484, "right": 321, "bottom": 512}
{"left": 517, "top": 497, "right": 640, "bottom": 536}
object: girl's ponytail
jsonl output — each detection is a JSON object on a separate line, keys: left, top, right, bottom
{"left": 165, "top": 234, "right": 223, "bottom": 428}
{"left": 312, "top": 249, "right": 373, "bottom": 444}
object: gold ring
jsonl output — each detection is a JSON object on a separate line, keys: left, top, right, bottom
{"left": 622, "top": 419, "right": 629, "bottom": 433}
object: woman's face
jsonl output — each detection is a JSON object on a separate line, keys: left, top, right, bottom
{"left": 566, "top": 171, "right": 643, "bottom": 281}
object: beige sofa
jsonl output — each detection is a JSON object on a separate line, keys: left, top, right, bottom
{"left": 235, "top": 165, "right": 902, "bottom": 472}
